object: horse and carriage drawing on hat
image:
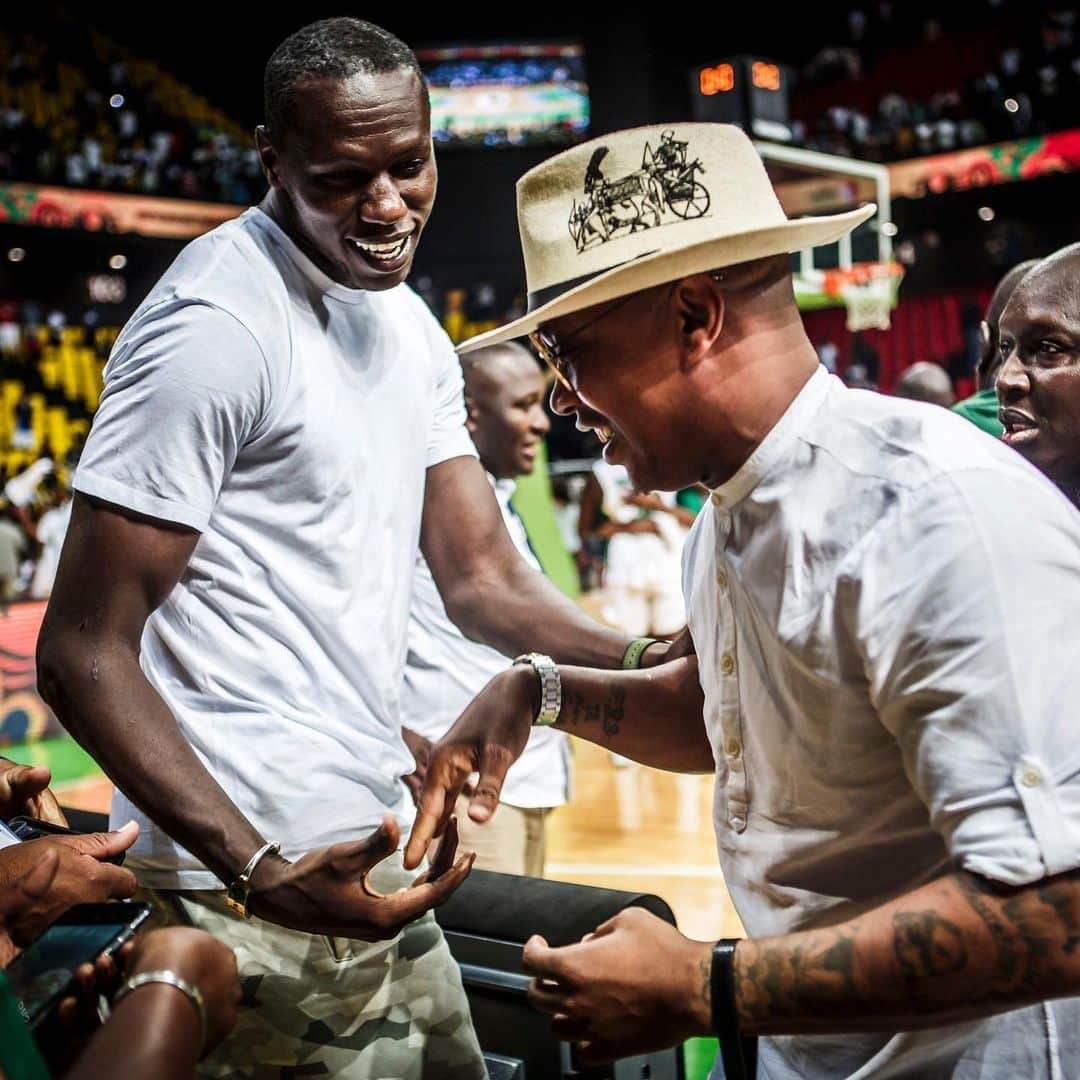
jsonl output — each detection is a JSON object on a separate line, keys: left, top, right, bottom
{"left": 567, "top": 130, "right": 711, "bottom": 252}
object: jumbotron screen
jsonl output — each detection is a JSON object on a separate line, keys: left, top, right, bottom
{"left": 417, "top": 43, "right": 589, "bottom": 150}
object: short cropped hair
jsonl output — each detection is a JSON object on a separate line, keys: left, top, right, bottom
{"left": 264, "top": 18, "right": 424, "bottom": 138}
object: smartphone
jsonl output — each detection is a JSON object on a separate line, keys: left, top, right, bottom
{"left": 5, "top": 902, "right": 151, "bottom": 1028}
{"left": 0, "top": 818, "right": 21, "bottom": 850}
{"left": 6, "top": 817, "right": 126, "bottom": 866}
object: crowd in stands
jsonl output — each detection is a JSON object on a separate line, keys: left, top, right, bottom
{"left": 0, "top": 21, "right": 262, "bottom": 203}
{"left": 0, "top": 304, "right": 108, "bottom": 605}
{"left": 796, "top": 2, "right": 1080, "bottom": 160}
{"left": 3, "top": 5, "right": 1080, "bottom": 207}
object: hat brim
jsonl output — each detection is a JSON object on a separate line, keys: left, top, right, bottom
{"left": 458, "top": 203, "right": 877, "bottom": 354}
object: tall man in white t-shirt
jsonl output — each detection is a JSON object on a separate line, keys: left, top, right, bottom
{"left": 408, "top": 123, "right": 1080, "bottom": 1078}
{"left": 402, "top": 342, "right": 571, "bottom": 877}
{"left": 35, "top": 20, "right": 656, "bottom": 1077}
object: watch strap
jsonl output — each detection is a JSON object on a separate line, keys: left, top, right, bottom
{"left": 512, "top": 653, "right": 561, "bottom": 726}
{"left": 712, "top": 938, "right": 758, "bottom": 1079}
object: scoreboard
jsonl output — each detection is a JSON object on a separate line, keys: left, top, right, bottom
{"left": 689, "top": 55, "right": 793, "bottom": 142}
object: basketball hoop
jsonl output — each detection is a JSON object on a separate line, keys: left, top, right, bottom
{"left": 831, "top": 262, "right": 904, "bottom": 332}
{"left": 840, "top": 275, "right": 895, "bottom": 332}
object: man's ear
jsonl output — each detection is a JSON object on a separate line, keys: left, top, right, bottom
{"left": 255, "top": 126, "right": 283, "bottom": 189}
{"left": 465, "top": 393, "right": 479, "bottom": 433}
{"left": 674, "top": 274, "right": 724, "bottom": 373}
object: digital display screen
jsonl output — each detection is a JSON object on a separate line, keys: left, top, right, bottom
{"left": 7, "top": 922, "right": 127, "bottom": 1023}
{"left": 417, "top": 43, "right": 589, "bottom": 150}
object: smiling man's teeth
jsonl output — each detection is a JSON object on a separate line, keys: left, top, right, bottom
{"left": 596, "top": 425, "right": 614, "bottom": 444}
{"left": 350, "top": 235, "right": 410, "bottom": 261}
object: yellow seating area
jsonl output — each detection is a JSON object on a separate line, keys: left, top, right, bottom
{"left": 0, "top": 324, "right": 116, "bottom": 480}
{"left": 0, "top": 28, "right": 247, "bottom": 156}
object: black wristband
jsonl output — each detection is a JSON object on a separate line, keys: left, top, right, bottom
{"left": 712, "top": 938, "right": 757, "bottom": 1080}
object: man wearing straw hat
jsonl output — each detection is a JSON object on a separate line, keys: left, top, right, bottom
{"left": 407, "top": 123, "right": 1080, "bottom": 1078}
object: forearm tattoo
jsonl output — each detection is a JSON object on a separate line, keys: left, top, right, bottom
{"left": 733, "top": 868, "right": 1080, "bottom": 1030}
{"left": 562, "top": 686, "right": 625, "bottom": 738}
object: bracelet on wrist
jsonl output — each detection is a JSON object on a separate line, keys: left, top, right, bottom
{"left": 711, "top": 939, "right": 758, "bottom": 1080}
{"left": 114, "top": 969, "right": 207, "bottom": 1055}
{"left": 621, "top": 636, "right": 668, "bottom": 669}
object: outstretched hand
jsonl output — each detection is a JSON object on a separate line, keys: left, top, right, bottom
{"left": 404, "top": 666, "right": 536, "bottom": 870}
{"left": 249, "top": 815, "right": 473, "bottom": 942}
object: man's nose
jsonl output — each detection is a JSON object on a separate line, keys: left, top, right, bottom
{"left": 995, "top": 348, "right": 1030, "bottom": 399}
{"left": 361, "top": 175, "right": 408, "bottom": 225}
{"left": 549, "top": 378, "right": 579, "bottom": 417}
{"left": 531, "top": 403, "right": 551, "bottom": 435}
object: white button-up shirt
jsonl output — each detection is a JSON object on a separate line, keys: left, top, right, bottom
{"left": 685, "top": 366, "right": 1080, "bottom": 1079}
{"left": 402, "top": 477, "right": 571, "bottom": 809}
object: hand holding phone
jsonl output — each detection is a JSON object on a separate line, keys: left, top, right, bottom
{"left": 5, "top": 902, "right": 151, "bottom": 1028}
{"left": 0, "top": 824, "right": 139, "bottom": 950}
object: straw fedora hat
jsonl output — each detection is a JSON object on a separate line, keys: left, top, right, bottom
{"left": 458, "top": 123, "right": 875, "bottom": 354}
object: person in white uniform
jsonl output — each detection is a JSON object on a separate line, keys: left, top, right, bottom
{"left": 585, "top": 458, "right": 689, "bottom": 637}
{"left": 29, "top": 478, "right": 71, "bottom": 599}
{"left": 408, "top": 122, "right": 1080, "bottom": 1079}
{"left": 34, "top": 22, "right": 661, "bottom": 1077}
{"left": 402, "top": 342, "right": 571, "bottom": 877}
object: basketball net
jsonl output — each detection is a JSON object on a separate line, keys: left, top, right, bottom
{"left": 840, "top": 277, "right": 895, "bottom": 332}
{"left": 828, "top": 263, "right": 904, "bottom": 332}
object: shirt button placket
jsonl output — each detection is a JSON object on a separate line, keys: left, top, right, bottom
{"left": 714, "top": 511, "right": 746, "bottom": 835}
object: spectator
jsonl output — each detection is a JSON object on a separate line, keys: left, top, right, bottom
{"left": 30, "top": 478, "right": 72, "bottom": 600}
{"left": 580, "top": 462, "right": 690, "bottom": 639}
{"left": 0, "top": 848, "right": 240, "bottom": 1079}
{"left": 12, "top": 396, "right": 34, "bottom": 452}
{"left": 952, "top": 258, "right": 1040, "bottom": 436}
{"left": 402, "top": 342, "right": 572, "bottom": 877}
{"left": 997, "top": 241, "right": 1080, "bottom": 508}
{"left": 0, "top": 506, "right": 27, "bottom": 613}
{"left": 893, "top": 360, "right": 955, "bottom": 406}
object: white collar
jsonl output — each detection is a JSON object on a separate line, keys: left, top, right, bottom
{"left": 710, "top": 365, "right": 831, "bottom": 510}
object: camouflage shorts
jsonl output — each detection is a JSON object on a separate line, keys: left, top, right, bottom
{"left": 141, "top": 853, "right": 486, "bottom": 1079}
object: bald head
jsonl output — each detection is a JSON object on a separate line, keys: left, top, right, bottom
{"left": 462, "top": 342, "right": 540, "bottom": 403}
{"left": 1005, "top": 243, "right": 1080, "bottom": 317}
{"left": 996, "top": 241, "right": 1080, "bottom": 504}
{"left": 978, "top": 258, "right": 1040, "bottom": 388}
{"left": 894, "top": 362, "right": 955, "bottom": 407}
{"left": 461, "top": 342, "right": 550, "bottom": 480}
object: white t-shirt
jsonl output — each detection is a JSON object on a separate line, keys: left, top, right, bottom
{"left": 401, "top": 476, "right": 571, "bottom": 810}
{"left": 75, "top": 206, "right": 477, "bottom": 890}
{"left": 684, "top": 366, "right": 1080, "bottom": 1079}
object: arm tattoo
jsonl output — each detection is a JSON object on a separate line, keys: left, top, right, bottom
{"left": 734, "top": 869, "right": 1080, "bottom": 1031}
{"left": 563, "top": 687, "right": 624, "bottom": 738}
{"left": 892, "top": 911, "right": 966, "bottom": 989}
{"left": 734, "top": 927, "right": 859, "bottom": 1026}
{"left": 602, "top": 686, "right": 626, "bottom": 737}
{"left": 565, "top": 691, "right": 585, "bottom": 726}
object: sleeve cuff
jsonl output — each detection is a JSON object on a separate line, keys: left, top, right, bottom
{"left": 427, "top": 428, "right": 478, "bottom": 469}
{"left": 73, "top": 470, "right": 210, "bottom": 532}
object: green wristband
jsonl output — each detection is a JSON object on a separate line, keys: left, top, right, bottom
{"left": 621, "top": 637, "right": 666, "bottom": 669}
